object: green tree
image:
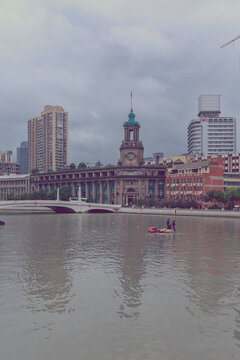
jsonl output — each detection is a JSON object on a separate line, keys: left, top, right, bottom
{"left": 203, "top": 190, "right": 227, "bottom": 207}
{"left": 59, "top": 185, "right": 72, "bottom": 201}
{"left": 77, "top": 162, "right": 87, "bottom": 169}
{"left": 69, "top": 163, "right": 76, "bottom": 170}
{"left": 29, "top": 189, "right": 48, "bottom": 200}
{"left": 46, "top": 189, "right": 57, "bottom": 200}
{"left": 224, "top": 187, "right": 240, "bottom": 203}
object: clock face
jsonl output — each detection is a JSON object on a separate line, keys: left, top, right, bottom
{"left": 126, "top": 152, "right": 135, "bottom": 160}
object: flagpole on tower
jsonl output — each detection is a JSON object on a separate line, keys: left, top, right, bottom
{"left": 131, "top": 90, "right": 133, "bottom": 111}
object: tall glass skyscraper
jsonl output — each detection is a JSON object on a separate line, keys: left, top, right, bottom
{"left": 17, "top": 141, "right": 28, "bottom": 174}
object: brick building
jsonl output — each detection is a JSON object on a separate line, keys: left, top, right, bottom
{"left": 165, "top": 157, "right": 224, "bottom": 205}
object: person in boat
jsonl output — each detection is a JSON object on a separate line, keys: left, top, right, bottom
{"left": 172, "top": 219, "right": 176, "bottom": 232}
{"left": 166, "top": 218, "right": 171, "bottom": 230}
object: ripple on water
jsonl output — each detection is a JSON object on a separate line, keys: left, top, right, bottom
{"left": 1, "top": 213, "right": 240, "bottom": 359}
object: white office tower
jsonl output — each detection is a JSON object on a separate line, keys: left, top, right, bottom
{"left": 188, "top": 95, "right": 236, "bottom": 156}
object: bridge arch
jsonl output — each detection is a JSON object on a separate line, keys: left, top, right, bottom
{"left": 87, "top": 208, "right": 114, "bottom": 213}
{"left": 47, "top": 206, "right": 76, "bottom": 213}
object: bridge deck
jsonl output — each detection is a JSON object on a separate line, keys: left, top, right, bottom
{"left": 0, "top": 200, "right": 121, "bottom": 214}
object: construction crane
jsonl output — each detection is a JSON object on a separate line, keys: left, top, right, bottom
{"left": 221, "top": 35, "right": 240, "bottom": 48}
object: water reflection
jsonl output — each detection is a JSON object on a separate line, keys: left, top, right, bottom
{"left": 115, "top": 215, "right": 147, "bottom": 320}
{"left": 173, "top": 218, "right": 239, "bottom": 315}
{"left": 69, "top": 213, "right": 148, "bottom": 320}
{"left": 234, "top": 305, "right": 240, "bottom": 347}
{"left": 21, "top": 215, "right": 74, "bottom": 314}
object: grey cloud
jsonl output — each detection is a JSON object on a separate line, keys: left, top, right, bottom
{"left": 0, "top": 1, "right": 240, "bottom": 164}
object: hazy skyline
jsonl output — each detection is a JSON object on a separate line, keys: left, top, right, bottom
{"left": 1, "top": 0, "right": 240, "bottom": 164}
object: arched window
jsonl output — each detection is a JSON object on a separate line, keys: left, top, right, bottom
{"left": 127, "top": 188, "right": 135, "bottom": 193}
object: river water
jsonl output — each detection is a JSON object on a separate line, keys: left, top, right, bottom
{"left": 0, "top": 213, "right": 240, "bottom": 360}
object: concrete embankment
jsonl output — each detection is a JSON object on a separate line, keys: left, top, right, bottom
{"left": 0, "top": 207, "right": 53, "bottom": 214}
{"left": 1, "top": 204, "right": 240, "bottom": 218}
{"left": 119, "top": 207, "right": 240, "bottom": 218}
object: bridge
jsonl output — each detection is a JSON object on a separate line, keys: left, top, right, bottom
{"left": 0, "top": 200, "right": 121, "bottom": 214}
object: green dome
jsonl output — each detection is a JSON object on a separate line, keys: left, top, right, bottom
{"left": 124, "top": 109, "right": 139, "bottom": 125}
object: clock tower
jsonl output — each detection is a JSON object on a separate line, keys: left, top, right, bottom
{"left": 119, "top": 106, "right": 144, "bottom": 166}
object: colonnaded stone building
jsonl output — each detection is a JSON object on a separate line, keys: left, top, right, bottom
{"left": 31, "top": 107, "right": 166, "bottom": 205}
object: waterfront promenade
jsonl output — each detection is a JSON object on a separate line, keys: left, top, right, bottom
{"left": 120, "top": 206, "right": 240, "bottom": 218}
{"left": 1, "top": 201, "right": 240, "bottom": 218}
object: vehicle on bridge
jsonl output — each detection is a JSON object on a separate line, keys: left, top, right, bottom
{"left": 69, "top": 197, "right": 88, "bottom": 202}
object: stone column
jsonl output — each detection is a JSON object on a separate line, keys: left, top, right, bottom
{"left": 145, "top": 179, "right": 149, "bottom": 199}
{"left": 78, "top": 184, "right": 81, "bottom": 200}
{"left": 100, "top": 182, "right": 103, "bottom": 203}
{"left": 71, "top": 182, "right": 74, "bottom": 196}
{"left": 154, "top": 180, "right": 158, "bottom": 200}
{"left": 119, "top": 179, "right": 124, "bottom": 205}
{"left": 114, "top": 179, "right": 118, "bottom": 204}
{"left": 92, "top": 181, "right": 96, "bottom": 202}
{"left": 107, "top": 181, "right": 110, "bottom": 204}
{"left": 125, "top": 127, "right": 128, "bottom": 141}
{"left": 86, "top": 182, "right": 89, "bottom": 199}
{"left": 138, "top": 179, "right": 142, "bottom": 200}
{"left": 134, "top": 127, "right": 137, "bottom": 141}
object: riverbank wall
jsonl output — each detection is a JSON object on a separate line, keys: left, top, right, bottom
{"left": 1, "top": 205, "right": 240, "bottom": 218}
{"left": 119, "top": 207, "right": 240, "bottom": 218}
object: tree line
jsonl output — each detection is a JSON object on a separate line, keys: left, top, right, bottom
{"left": 31, "top": 162, "right": 88, "bottom": 174}
{"left": 6, "top": 185, "right": 72, "bottom": 201}
{"left": 133, "top": 198, "right": 199, "bottom": 209}
{"left": 202, "top": 188, "right": 240, "bottom": 209}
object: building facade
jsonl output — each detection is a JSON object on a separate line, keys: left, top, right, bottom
{"left": 182, "top": 153, "right": 240, "bottom": 190}
{"left": 28, "top": 105, "right": 68, "bottom": 173}
{"left": 28, "top": 116, "right": 39, "bottom": 172}
{"left": 0, "top": 162, "right": 20, "bottom": 176}
{"left": 0, "top": 174, "right": 30, "bottom": 199}
{"left": 17, "top": 141, "right": 28, "bottom": 174}
{"left": 221, "top": 153, "right": 240, "bottom": 190}
{"left": 30, "top": 108, "right": 166, "bottom": 205}
{"left": 0, "top": 151, "right": 13, "bottom": 163}
{"left": 165, "top": 157, "right": 224, "bottom": 205}
{"left": 188, "top": 95, "right": 236, "bottom": 156}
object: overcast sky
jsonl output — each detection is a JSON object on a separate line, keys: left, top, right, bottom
{"left": 1, "top": 0, "right": 240, "bottom": 164}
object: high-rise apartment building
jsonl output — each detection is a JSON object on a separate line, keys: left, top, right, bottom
{"left": 188, "top": 95, "right": 236, "bottom": 156}
{"left": 0, "top": 150, "right": 13, "bottom": 163}
{"left": 28, "top": 105, "right": 68, "bottom": 173}
{"left": 28, "top": 117, "right": 39, "bottom": 171}
{"left": 17, "top": 141, "right": 28, "bottom": 174}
